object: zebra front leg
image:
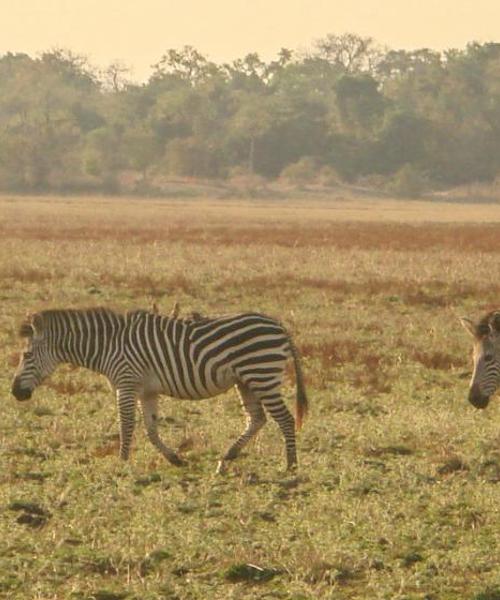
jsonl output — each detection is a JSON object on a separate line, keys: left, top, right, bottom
{"left": 216, "top": 383, "right": 267, "bottom": 475}
{"left": 116, "top": 389, "right": 137, "bottom": 460}
{"left": 260, "top": 392, "right": 297, "bottom": 471}
{"left": 140, "top": 394, "right": 186, "bottom": 467}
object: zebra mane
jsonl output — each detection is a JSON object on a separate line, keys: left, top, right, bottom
{"left": 126, "top": 308, "right": 211, "bottom": 326}
{"left": 476, "top": 311, "right": 500, "bottom": 337}
{"left": 126, "top": 308, "right": 160, "bottom": 322}
{"left": 40, "top": 306, "right": 121, "bottom": 320}
{"left": 19, "top": 307, "right": 125, "bottom": 335}
{"left": 18, "top": 306, "right": 209, "bottom": 338}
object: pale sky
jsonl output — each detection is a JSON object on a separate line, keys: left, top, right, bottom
{"left": 1, "top": 0, "right": 499, "bottom": 81}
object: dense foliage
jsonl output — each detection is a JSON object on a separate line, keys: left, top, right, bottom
{"left": 1, "top": 36, "right": 500, "bottom": 192}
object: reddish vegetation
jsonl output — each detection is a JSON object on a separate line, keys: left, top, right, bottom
{"left": 3, "top": 265, "right": 496, "bottom": 307}
{"left": 300, "top": 339, "right": 381, "bottom": 368}
{"left": 298, "top": 339, "right": 391, "bottom": 393}
{"left": 3, "top": 221, "right": 500, "bottom": 251}
{"left": 92, "top": 441, "right": 120, "bottom": 458}
{"left": 1, "top": 267, "right": 58, "bottom": 283}
{"left": 411, "top": 350, "right": 468, "bottom": 370}
{"left": 45, "top": 379, "right": 88, "bottom": 396}
{"left": 225, "top": 275, "right": 487, "bottom": 306}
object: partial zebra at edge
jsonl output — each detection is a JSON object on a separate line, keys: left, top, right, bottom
{"left": 460, "top": 309, "right": 500, "bottom": 410}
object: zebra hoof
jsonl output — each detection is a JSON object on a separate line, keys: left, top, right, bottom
{"left": 215, "top": 460, "right": 228, "bottom": 475}
{"left": 168, "top": 454, "right": 187, "bottom": 467}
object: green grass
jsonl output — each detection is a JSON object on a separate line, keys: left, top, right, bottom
{"left": 2, "top": 195, "right": 500, "bottom": 599}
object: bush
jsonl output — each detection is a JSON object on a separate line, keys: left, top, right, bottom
{"left": 318, "top": 165, "right": 341, "bottom": 187}
{"left": 356, "top": 174, "right": 389, "bottom": 190}
{"left": 164, "top": 137, "right": 221, "bottom": 178}
{"left": 387, "top": 164, "right": 428, "bottom": 198}
{"left": 228, "top": 166, "right": 266, "bottom": 186}
{"left": 281, "top": 157, "right": 319, "bottom": 186}
{"left": 227, "top": 166, "right": 268, "bottom": 197}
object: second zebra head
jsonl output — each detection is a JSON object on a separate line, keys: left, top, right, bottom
{"left": 461, "top": 310, "right": 500, "bottom": 409}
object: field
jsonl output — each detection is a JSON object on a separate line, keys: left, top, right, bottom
{"left": 2, "top": 194, "right": 500, "bottom": 600}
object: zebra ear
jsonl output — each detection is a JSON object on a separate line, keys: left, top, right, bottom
{"left": 459, "top": 317, "right": 476, "bottom": 338}
{"left": 19, "top": 321, "right": 35, "bottom": 338}
{"left": 19, "top": 313, "right": 43, "bottom": 338}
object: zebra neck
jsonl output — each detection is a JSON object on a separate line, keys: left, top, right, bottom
{"left": 55, "top": 342, "right": 115, "bottom": 375}
{"left": 49, "top": 312, "right": 124, "bottom": 378}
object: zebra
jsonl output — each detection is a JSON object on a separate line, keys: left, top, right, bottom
{"left": 11, "top": 307, "right": 308, "bottom": 473}
{"left": 460, "top": 310, "right": 500, "bottom": 409}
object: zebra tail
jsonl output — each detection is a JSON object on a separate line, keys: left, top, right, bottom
{"left": 289, "top": 338, "right": 309, "bottom": 430}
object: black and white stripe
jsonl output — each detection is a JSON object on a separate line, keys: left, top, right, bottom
{"left": 12, "top": 308, "right": 308, "bottom": 472}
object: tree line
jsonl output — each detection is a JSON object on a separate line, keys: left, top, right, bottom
{"left": 1, "top": 35, "right": 500, "bottom": 194}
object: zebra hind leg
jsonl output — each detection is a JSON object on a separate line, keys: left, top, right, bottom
{"left": 140, "top": 394, "right": 186, "bottom": 467}
{"left": 216, "top": 382, "right": 266, "bottom": 475}
{"left": 116, "top": 389, "right": 138, "bottom": 460}
{"left": 259, "top": 391, "right": 297, "bottom": 471}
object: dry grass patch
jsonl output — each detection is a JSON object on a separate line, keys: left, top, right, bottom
{"left": 412, "top": 350, "right": 468, "bottom": 370}
{"left": 96, "top": 272, "right": 198, "bottom": 297}
{"left": 4, "top": 213, "right": 500, "bottom": 252}
{"left": 301, "top": 338, "right": 384, "bottom": 369}
{"left": 0, "top": 266, "right": 59, "bottom": 284}
{"left": 220, "top": 274, "right": 499, "bottom": 306}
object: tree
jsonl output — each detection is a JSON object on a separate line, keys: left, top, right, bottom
{"left": 375, "top": 110, "right": 430, "bottom": 173}
{"left": 335, "top": 74, "right": 386, "bottom": 133}
{"left": 84, "top": 126, "right": 124, "bottom": 189}
{"left": 228, "top": 92, "right": 278, "bottom": 174}
{"left": 123, "top": 126, "right": 161, "bottom": 182}
{"left": 151, "top": 46, "right": 219, "bottom": 85}
{"left": 313, "top": 33, "right": 382, "bottom": 74}
{"left": 1, "top": 38, "right": 500, "bottom": 192}
{"left": 103, "top": 61, "right": 131, "bottom": 92}
{"left": 0, "top": 49, "right": 101, "bottom": 190}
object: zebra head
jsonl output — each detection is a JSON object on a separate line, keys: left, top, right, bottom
{"left": 460, "top": 311, "right": 500, "bottom": 409}
{"left": 11, "top": 314, "right": 57, "bottom": 401}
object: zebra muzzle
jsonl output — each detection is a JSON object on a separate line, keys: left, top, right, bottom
{"left": 468, "top": 384, "right": 490, "bottom": 409}
{"left": 11, "top": 382, "right": 32, "bottom": 401}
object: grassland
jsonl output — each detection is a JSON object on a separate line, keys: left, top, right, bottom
{"left": 2, "top": 194, "right": 500, "bottom": 600}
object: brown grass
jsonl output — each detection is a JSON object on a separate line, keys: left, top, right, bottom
{"left": 411, "top": 350, "right": 468, "bottom": 370}
{"left": 97, "top": 273, "right": 198, "bottom": 297}
{"left": 4, "top": 265, "right": 497, "bottom": 307}
{"left": 0, "top": 267, "right": 60, "bottom": 283}
{"left": 299, "top": 339, "right": 391, "bottom": 392}
{"left": 3, "top": 222, "right": 500, "bottom": 251}
{"left": 216, "top": 274, "right": 499, "bottom": 307}
{"left": 300, "top": 339, "right": 383, "bottom": 368}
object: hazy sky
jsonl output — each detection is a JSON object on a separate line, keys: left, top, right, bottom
{"left": 1, "top": 0, "right": 499, "bottom": 81}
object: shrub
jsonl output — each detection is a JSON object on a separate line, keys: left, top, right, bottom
{"left": 356, "top": 174, "right": 388, "bottom": 190}
{"left": 281, "top": 157, "right": 319, "bottom": 186}
{"left": 318, "top": 165, "right": 341, "bottom": 186}
{"left": 387, "top": 164, "right": 428, "bottom": 198}
{"left": 164, "top": 137, "right": 221, "bottom": 178}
